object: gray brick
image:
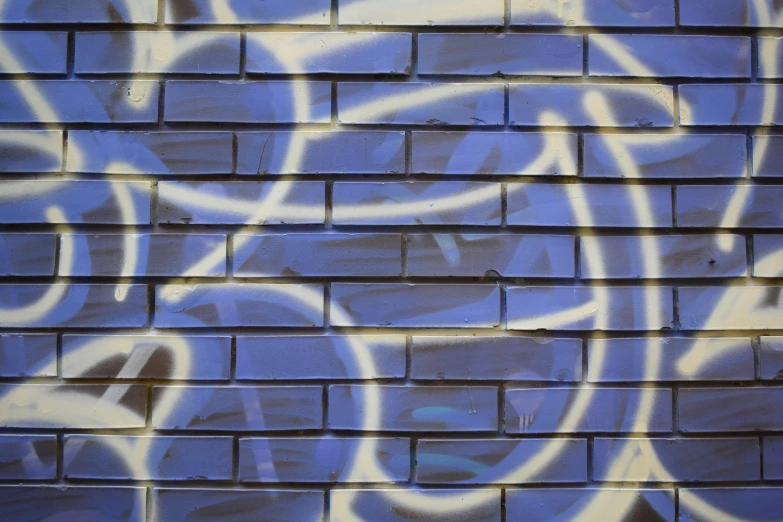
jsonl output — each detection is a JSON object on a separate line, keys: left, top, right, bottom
{"left": 152, "top": 386, "right": 322, "bottom": 431}
{"left": 69, "top": 131, "right": 233, "bottom": 175}
{"left": 329, "top": 385, "right": 498, "bottom": 432}
{"left": 765, "top": 437, "right": 783, "bottom": 479}
{"left": 237, "top": 131, "right": 405, "bottom": 175}
{"left": 584, "top": 134, "right": 747, "bottom": 178}
{"left": 759, "top": 337, "right": 783, "bottom": 380}
{"left": 332, "top": 489, "right": 500, "bottom": 522}
{"left": 0, "top": 234, "right": 56, "bottom": 276}
{"left": 0, "top": 384, "right": 146, "bottom": 428}
{"left": 505, "top": 388, "right": 673, "bottom": 433}
{"left": 580, "top": 235, "right": 747, "bottom": 279}
{"left": 0, "top": 0, "right": 157, "bottom": 22}
{"left": 680, "top": 85, "right": 783, "bottom": 125}
{"left": 588, "top": 338, "right": 754, "bottom": 382}
{"left": 407, "top": 234, "right": 574, "bottom": 277}
{"left": 507, "top": 184, "right": 673, "bottom": 228}
{"left": 754, "top": 235, "right": 783, "bottom": 276}
{"left": 411, "top": 132, "right": 577, "bottom": 175}
{"left": 0, "top": 435, "right": 57, "bottom": 479}
{"left": 61, "top": 233, "right": 226, "bottom": 277}
{"left": 164, "top": 81, "right": 331, "bottom": 123}
{"left": 165, "top": 0, "right": 329, "bottom": 24}
{"left": 0, "top": 81, "right": 159, "bottom": 123}
{"left": 330, "top": 283, "right": 500, "bottom": 328}
{"left": 0, "top": 486, "right": 146, "bottom": 522}
{"left": 64, "top": 435, "right": 233, "bottom": 480}
{"left": 154, "top": 283, "right": 324, "bottom": 328}
{"left": 753, "top": 136, "right": 783, "bottom": 177}
{"left": 0, "top": 130, "right": 62, "bottom": 172}
{"left": 0, "top": 334, "right": 56, "bottom": 377}
{"left": 677, "top": 186, "right": 783, "bottom": 228}
{"left": 234, "top": 233, "right": 400, "bottom": 277}
{"left": 239, "top": 437, "right": 409, "bottom": 482}
{"left": 333, "top": 182, "right": 502, "bottom": 226}
{"left": 507, "top": 286, "right": 675, "bottom": 331}
{"left": 589, "top": 35, "right": 750, "bottom": 78}
{"left": 62, "top": 335, "right": 231, "bottom": 380}
{"left": 0, "top": 285, "right": 147, "bottom": 328}
{"left": 338, "top": 83, "right": 504, "bottom": 125}
{"left": 759, "top": 37, "right": 783, "bottom": 78}
{"left": 416, "top": 439, "right": 587, "bottom": 484}
{"left": 338, "top": 0, "right": 504, "bottom": 25}
{"left": 679, "top": 286, "right": 783, "bottom": 330}
{"left": 0, "top": 180, "right": 150, "bottom": 224}
{"left": 410, "top": 336, "right": 582, "bottom": 381}
{"left": 511, "top": 84, "right": 673, "bottom": 127}
{"left": 157, "top": 181, "right": 325, "bottom": 225}
{"left": 506, "top": 489, "right": 675, "bottom": 522}
{"left": 236, "top": 335, "right": 406, "bottom": 380}
{"left": 680, "top": 488, "right": 783, "bottom": 522}
{"left": 419, "top": 34, "right": 582, "bottom": 76}
{"left": 679, "top": 388, "right": 783, "bottom": 432}
{"left": 594, "top": 438, "right": 760, "bottom": 482}
{"left": 679, "top": 0, "right": 783, "bottom": 27}
{"left": 247, "top": 33, "right": 411, "bottom": 74}
{"left": 511, "top": 0, "right": 675, "bottom": 26}
{"left": 0, "top": 32, "right": 67, "bottom": 73}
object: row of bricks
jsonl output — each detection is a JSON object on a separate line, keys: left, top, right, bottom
{"left": 4, "top": 31, "right": 778, "bottom": 79}
{"left": 0, "top": 283, "right": 781, "bottom": 329}
{"left": 3, "top": 384, "right": 783, "bottom": 432}
{"left": 1, "top": 434, "right": 782, "bottom": 483}
{"left": 2, "top": 81, "right": 782, "bottom": 125}
{"left": 1, "top": 232, "right": 780, "bottom": 279}
{"left": 0, "top": 0, "right": 779, "bottom": 28}
{"left": 8, "top": 130, "right": 782, "bottom": 177}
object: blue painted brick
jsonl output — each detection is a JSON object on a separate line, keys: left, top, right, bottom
{"left": 511, "top": 0, "right": 675, "bottom": 26}
{"left": 506, "top": 489, "right": 675, "bottom": 522}
{"left": 0, "top": 234, "right": 56, "bottom": 276}
{"left": 679, "top": 0, "right": 783, "bottom": 27}
{"left": 753, "top": 136, "right": 783, "bottom": 177}
{"left": 331, "top": 489, "right": 501, "bottom": 522}
{"left": 677, "top": 186, "right": 783, "bottom": 228}
{"left": 0, "top": 32, "right": 67, "bottom": 73}
{"left": 165, "top": 0, "right": 329, "bottom": 24}
{"left": 764, "top": 437, "right": 783, "bottom": 479}
{"left": 679, "top": 388, "right": 783, "bottom": 432}
{"left": 0, "top": 334, "right": 56, "bottom": 377}
{"left": 0, "top": 486, "right": 146, "bottom": 522}
{"left": 680, "top": 84, "right": 783, "bottom": 125}
{"left": 0, "top": 0, "right": 157, "bottom": 22}
{"left": 679, "top": 286, "right": 783, "bottom": 330}
{"left": 338, "top": 0, "right": 504, "bottom": 25}
{"left": 680, "top": 488, "right": 783, "bottom": 522}
{"left": 0, "top": 435, "right": 57, "bottom": 479}
{"left": 759, "top": 337, "right": 783, "bottom": 380}
{"left": 0, "top": 130, "right": 62, "bottom": 172}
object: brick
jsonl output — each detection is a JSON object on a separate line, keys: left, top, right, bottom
{"left": 338, "top": 0, "right": 504, "bottom": 25}
{"left": 0, "top": 334, "right": 56, "bottom": 377}
{"left": 62, "top": 335, "right": 231, "bottom": 380}
{"left": 165, "top": 81, "right": 331, "bottom": 123}
{"left": 165, "top": 0, "right": 329, "bottom": 24}
{"left": 679, "top": 0, "right": 783, "bottom": 27}
{"left": 507, "top": 286, "right": 675, "bottom": 331}
{"left": 511, "top": 85, "right": 673, "bottom": 127}
{"left": 61, "top": 233, "right": 227, "bottom": 277}
{"left": 152, "top": 386, "right": 322, "bottom": 431}
{"left": 754, "top": 236, "right": 783, "bottom": 276}
{"left": 0, "top": 487, "right": 145, "bottom": 522}
{"left": 239, "top": 437, "right": 409, "bottom": 482}
{"left": 236, "top": 335, "right": 406, "bottom": 380}
{"left": 330, "top": 283, "right": 500, "bottom": 328}
{"left": 505, "top": 388, "right": 672, "bottom": 433}
{"left": 588, "top": 338, "right": 754, "bottom": 382}
{"left": 0, "top": 435, "right": 57, "bottom": 479}
{"left": 679, "top": 85, "right": 783, "bottom": 125}
{"left": 0, "top": 32, "right": 66, "bottom": 73}
{"left": 157, "top": 181, "right": 325, "bottom": 225}
{"left": 680, "top": 488, "right": 783, "bottom": 522}
{"left": 753, "top": 136, "right": 783, "bottom": 177}
{"left": 0, "top": 384, "right": 146, "bottom": 428}
{"left": 338, "top": 83, "right": 504, "bottom": 125}
{"left": 69, "top": 131, "right": 233, "bottom": 175}
{"left": 511, "top": 0, "right": 675, "bottom": 26}
{"left": 247, "top": 33, "right": 411, "bottom": 74}
{"left": 418, "top": 34, "right": 582, "bottom": 76}
{"left": 589, "top": 35, "right": 750, "bottom": 78}
{"left": 580, "top": 235, "right": 747, "bottom": 279}
{"left": 760, "top": 337, "right": 783, "bottom": 380}
{"left": 416, "top": 439, "right": 587, "bottom": 484}
{"left": 154, "top": 283, "right": 324, "bottom": 328}
{"left": 759, "top": 37, "right": 783, "bottom": 78}
{"left": 0, "top": 285, "right": 147, "bottom": 328}
{"left": 0, "top": 81, "right": 159, "bottom": 123}
{"left": 75, "top": 32, "right": 240, "bottom": 74}
{"left": 407, "top": 234, "right": 574, "bottom": 277}
{"left": 0, "top": 180, "right": 150, "bottom": 224}
{"left": 410, "top": 336, "right": 582, "bottom": 381}
{"left": 411, "top": 132, "right": 577, "bottom": 175}
{"left": 333, "top": 182, "right": 502, "bottom": 225}
{"left": 679, "top": 286, "right": 783, "bottom": 330}
{"left": 680, "top": 388, "right": 783, "bottom": 432}
{"left": 234, "top": 233, "right": 401, "bottom": 277}
{"left": 329, "top": 385, "right": 498, "bottom": 432}
{"left": 0, "top": 234, "right": 56, "bottom": 276}
{"left": 507, "top": 184, "right": 673, "bottom": 228}
{"left": 64, "top": 435, "right": 233, "bottom": 480}
{"left": 506, "top": 489, "right": 675, "bottom": 522}
{"left": 676, "top": 186, "right": 783, "bottom": 228}
{"left": 0, "top": 0, "right": 157, "bottom": 22}
{"left": 765, "top": 437, "right": 783, "bottom": 479}
{"left": 0, "top": 130, "right": 62, "bottom": 172}
{"left": 332, "top": 489, "right": 500, "bottom": 522}
{"left": 584, "top": 134, "right": 747, "bottom": 178}
{"left": 237, "top": 131, "right": 405, "bottom": 175}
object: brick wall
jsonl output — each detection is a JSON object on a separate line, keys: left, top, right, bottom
{"left": 1, "top": 0, "right": 782, "bottom": 521}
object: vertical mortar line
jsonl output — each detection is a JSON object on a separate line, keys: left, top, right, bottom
{"left": 504, "top": 0, "right": 511, "bottom": 30}
{"left": 229, "top": 335, "right": 237, "bottom": 383}
{"left": 673, "top": 0, "right": 680, "bottom": 26}
{"left": 404, "top": 130, "right": 412, "bottom": 176}
{"left": 760, "top": 434, "right": 765, "bottom": 480}
{"left": 330, "top": 0, "right": 338, "bottom": 29}
{"left": 410, "top": 32, "right": 419, "bottom": 80}
{"left": 409, "top": 436, "right": 416, "bottom": 484}
{"left": 325, "top": 181, "right": 334, "bottom": 228}
{"left": 581, "top": 338, "right": 588, "bottom": 383}
{"left": 574, "top": 235, "right": 581, "bottom": 279}
{"left": 231, "top": 132, "right": 238, "bottom": 175}
{"left": 157, "top": 0, "right": 165, "bottom": 26}
{"left": 752, "top": 336, "right": 761, "bottom": 381}
{"left": 751, "top": 34, "right": 759, "bottom": 82}
{"left": 577, "top": 133, "right": 584, "bottom": 178}
{"left": 500, "top": 488, "right": 506, "bottom": 522}
{"left": 501, "top": 183, "right": 508, "bottom": 228}
{"left": 746, "top": 233, "right": 755, "bottom": 280}
{"left": 324, "top": 488, "right": 331, "bottom": 522}
{"left": 66, "top": 32, "right": 75, "bottom": 78}
{"left": 503, "top": 84, "right": 510, "bottom": 128}
{"left": 60, "top": 129, "right": 68, "bottom": 178}
{"left": 582, "top": 34, "right": 588, "bottom": 79}
{"left": 672, "top": 84, "right": 681, "bottom": 128}
{"left": 674, "top": 487, "right": 679, "bottom": 522}
{"left": 672, "top": 286, "right": 680, "bottom": 332}
{"left": 401, "top": 233, "right": 409, "bottom": 279}
{"left": 331, "top": 82, "right": 338, "bottom": 128}
{"left": 587, "top": 437, "right": 594, "bottom": 483}
{"left": 157, "top": 79, "right": 166, "bottom": 124}
{"left": 232, "top": 435, "right": 239, "bottom": 483}
{"left": 56, "top": 432, "right": 64, "bottom": 482}
{"left": 404, "top": 335, "right": 412, "bottom": 381}
{"left": 239, "top": 33, "right": 247, "bottom": 80}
